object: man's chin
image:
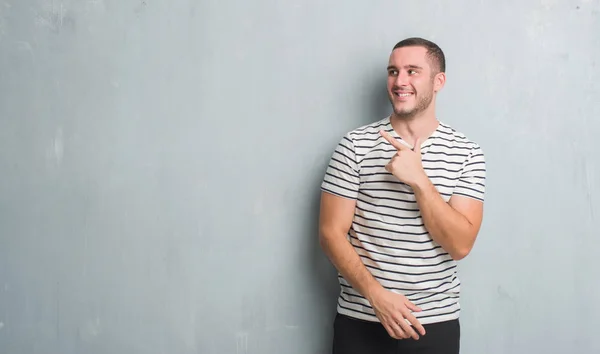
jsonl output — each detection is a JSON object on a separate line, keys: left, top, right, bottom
{"left": 393, "top": 107, "right": 416, "bottom": 119}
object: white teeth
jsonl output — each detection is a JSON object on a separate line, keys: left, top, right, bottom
{"left": 396, "top": 93, "right": 412, "bottom": 97}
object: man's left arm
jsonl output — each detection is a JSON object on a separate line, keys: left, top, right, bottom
{"left": 412, "top": 145, "right": 487, "bottom": 260}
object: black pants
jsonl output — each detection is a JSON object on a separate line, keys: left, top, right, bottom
{"left": 332, "top": 313, "right": 460, "bottom": 354}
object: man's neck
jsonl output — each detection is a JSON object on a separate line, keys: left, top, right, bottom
{"left": 390, "top": 111, "right": 439, "bottom": 146}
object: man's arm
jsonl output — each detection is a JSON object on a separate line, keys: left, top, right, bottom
{"left": 411, "top": 144, "right": 486, "bottom": 260}
{"left": 319, "top": 132, "right": 378, "bottom": 296}
{"left": 411, "top": 181, "right": 483, "bottom": 260}
{"left": 318, "top": 192, "right": 381, "bottom": 300}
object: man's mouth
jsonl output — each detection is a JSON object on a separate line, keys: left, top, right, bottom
{"left": 394, "top": 91, "right": 414, "bottom": 98}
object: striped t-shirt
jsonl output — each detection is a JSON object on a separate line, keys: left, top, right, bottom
{"left": 320, "top": 116, "right": 486, "bottom": 325}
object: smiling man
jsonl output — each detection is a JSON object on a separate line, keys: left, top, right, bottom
{"left": 319, "top": 38, "right": 486, "bottom": 354}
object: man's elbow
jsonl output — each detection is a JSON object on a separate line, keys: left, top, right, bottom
{"left": 449, "top": 235, "right": 477, "bottom": 260}
{"left": 450, "top": 246, "right": 472, "bottom": 261}
{"left": 318, "top": 225, "right": 332, "bottom": 249}
{"left": 448, "top": 226, "right": 480, "bottom": 260}
{"left": 319, "top": 226, "right": 346, "bottom": 251}
{"left": 318, "top": 230, "right": 329, "bottom": 250}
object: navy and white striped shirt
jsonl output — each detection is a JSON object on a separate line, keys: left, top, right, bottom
{"left": 321, "top": 116, "right": 486, "bottom": 325}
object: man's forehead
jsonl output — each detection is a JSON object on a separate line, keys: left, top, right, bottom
{"left": 388, "top": 46, "right": 429, "bottom": 64}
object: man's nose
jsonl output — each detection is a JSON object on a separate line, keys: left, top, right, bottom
{"left": 394, "top": 71, "right": 409, "bottom": 86}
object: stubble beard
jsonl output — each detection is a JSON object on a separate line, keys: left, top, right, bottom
{"left": 390, "top": 89, "right": 434, "bottom": 120}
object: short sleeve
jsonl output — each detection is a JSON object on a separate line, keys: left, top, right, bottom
{"left": 453, "top": 144, "right": 486, "bottom": 201}
{"left": 320, "top": 133, "right": 360, "bottom": 200}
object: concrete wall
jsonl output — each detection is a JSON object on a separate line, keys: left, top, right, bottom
{"left": 1, "top": 0, "right": 599, "bottom": 353}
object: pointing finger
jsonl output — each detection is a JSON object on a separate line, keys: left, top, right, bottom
{"left": 413, "top": 137, "right": 421, "bottom": 153}
{"left": 379, "top": 130, "right": 409, "bottom": 151}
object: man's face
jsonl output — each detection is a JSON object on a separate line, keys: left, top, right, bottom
{"left": 386, "top": 46, "right": 443, "bottom": 119}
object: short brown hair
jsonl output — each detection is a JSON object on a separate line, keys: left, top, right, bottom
{"left": 393, "top": 37, "right": 446, "bottom": 74}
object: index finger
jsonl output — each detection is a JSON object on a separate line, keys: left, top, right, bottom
{"left": 379, "top": 130, "right": 409, "bottom": 151}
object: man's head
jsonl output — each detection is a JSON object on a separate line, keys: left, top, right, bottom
{"left": 386, "top": 37, "right": 446, "bottom": 120}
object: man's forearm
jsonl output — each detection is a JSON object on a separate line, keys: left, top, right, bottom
{"left": 319, "top": 230, "right": 383, "bottom": 302}
{"left": 411, "top": 177, "right": 476, "bottom": 260}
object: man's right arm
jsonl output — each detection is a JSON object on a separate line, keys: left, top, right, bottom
{"left": 318, "top": 192, "right": 382, "bottom": 302}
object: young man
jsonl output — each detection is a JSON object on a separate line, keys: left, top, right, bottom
{"left": 319, "top": 37, "right": 486, "bottom": 354}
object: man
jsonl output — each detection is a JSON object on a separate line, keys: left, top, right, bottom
{"left": 318, "top": 37, "right": 486, "bottom": 354}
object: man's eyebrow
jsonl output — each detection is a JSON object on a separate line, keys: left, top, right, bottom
{"left": 386, "top": 65, "right": 424, "bottom": 71}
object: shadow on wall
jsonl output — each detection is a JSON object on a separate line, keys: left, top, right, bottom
{"left": 305, "top": 188, "right": 340, "bottom": 350}
{"left": 304, "top": 66, "right": 391, "bottom": 351}
{"left": 369, "top": 69, "right": 392, "bottom": 122}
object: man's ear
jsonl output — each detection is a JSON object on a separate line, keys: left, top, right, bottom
{"left": 433, "top": 72, "right": 446, "bottom": 93}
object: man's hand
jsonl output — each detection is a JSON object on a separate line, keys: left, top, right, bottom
{"left": 368, "top": 286, "right": 426, "bottom": 340}
{"left": 379, "top": 130, "right": 428, "bottom": 188}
